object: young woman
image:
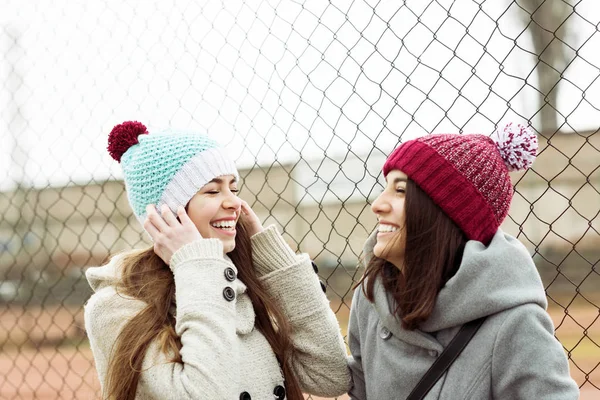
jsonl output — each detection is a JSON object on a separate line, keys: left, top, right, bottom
{"left": 347, "top": 123, "right": 579, "bottom": 399}
{"left": 84, "top": 121, "right": 350, "bottom": 400}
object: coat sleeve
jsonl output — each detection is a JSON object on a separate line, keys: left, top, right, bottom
{"left": 251, "top": 225, "right": 351, "bottom": 397}
{"left": 491, "top": 303, "right": 580, "bottom": 400}
{"left": 347, "top": 287, "right": 367, "bottom": 400}
{"left": 84, "top": 239, "right": 242, "bottom": 400}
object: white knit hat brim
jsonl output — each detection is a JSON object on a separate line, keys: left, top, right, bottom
{"left": 135, "top": 147, "right": 239, "bottom": 225}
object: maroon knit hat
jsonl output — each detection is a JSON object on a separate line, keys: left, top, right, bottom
{"left": 383, "top": 123, "right": 538, "bottom": 244}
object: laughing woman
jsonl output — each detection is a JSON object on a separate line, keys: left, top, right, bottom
{"left": 84, "top": 121, "right": 350, "bottom": 400}
{"left": 347, "top": 124, "right": 579, "bottom": 399}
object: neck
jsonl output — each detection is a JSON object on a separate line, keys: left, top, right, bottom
{"left": 388, "top": 257, "right": 404, "bottom": 272}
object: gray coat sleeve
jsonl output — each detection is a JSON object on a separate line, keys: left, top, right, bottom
{"left": 491, "top": 303, "right": 580, "bottom": 399}
{"left": 347, "top": 287, "right": 367, "bottom": 400}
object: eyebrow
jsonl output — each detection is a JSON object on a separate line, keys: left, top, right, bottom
{"left": 210, "top": 177, "right": 238, "bottom": 184}
{"left": 392, "top": 177, "right": 407, "bottom": 184}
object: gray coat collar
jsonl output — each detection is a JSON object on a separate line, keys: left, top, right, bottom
{"left": 364, "top": 229, "right": 547, "bottom": 344}
{"left": 372, "top": 278, "right": 444, "bottom": 351}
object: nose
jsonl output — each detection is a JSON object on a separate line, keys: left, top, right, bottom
{"left": 371, "top": 192, "right": 390, "bottom": 215}
{"left": 223, "top": 190, "right": 242, "bottom": 211}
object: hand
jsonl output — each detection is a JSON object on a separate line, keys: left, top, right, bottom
{"left": 144, "top": 204, "right": 202, "bottom": 265}
{"left": 240, "top": 200, "right": 264, "bottom": 237}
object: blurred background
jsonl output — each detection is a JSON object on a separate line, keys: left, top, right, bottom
{"left": 1, "top": 0, "right": 599, "bottom": 398}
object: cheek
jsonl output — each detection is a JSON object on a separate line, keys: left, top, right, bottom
{"left": 187, "top": 198, "right": 212, "bottom": 227}
{"left": 394, "top": 200, "right": 406, "bottom": 227}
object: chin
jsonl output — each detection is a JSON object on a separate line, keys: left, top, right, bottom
{"left": 372, "top": 244, "right": 384, "bottom": 259}
{"left": 222, "top": 241, "right": 236, "bottom": 254}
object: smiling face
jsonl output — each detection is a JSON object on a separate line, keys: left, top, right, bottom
{"left": 186, "top": 175, "right": 242, "bottom": 254}
{"left": 371, "top": 169, "right": 407, "bottom": 269}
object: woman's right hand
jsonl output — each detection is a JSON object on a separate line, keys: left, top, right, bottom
{"left": 144, "top": 204, "right": 202, "bottom": 265}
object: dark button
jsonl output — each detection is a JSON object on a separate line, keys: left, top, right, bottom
{"left": 319, "top": 280, "right": 326, "bottom": 293}
{"left": 223, "top": 286, "right": 236, "bottom": 301}
{"left": 311, "top": 261, "right": 319, "bottom": 273}
{"left": 273, "top": 385, "right": 286, "bottom": 400}
{"left": 239, "top": 392, "right": 251, "bottom": 400}
{"left": 224, "top": 267, "right": 236, "bottom": 282}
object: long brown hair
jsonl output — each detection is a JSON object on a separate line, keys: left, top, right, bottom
{"left": 104, "top": 214, "right": 303, "bottom": 400}
{"left": 357, "top": 179, "right": 467, "bottom": 330}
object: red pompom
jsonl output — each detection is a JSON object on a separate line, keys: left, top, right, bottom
{"left": 107, "top": 121, "right": 148, "bottom": 162}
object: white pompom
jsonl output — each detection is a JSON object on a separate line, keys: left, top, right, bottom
{"left": 490, "top": 123, "right": 538, "bottom": 171}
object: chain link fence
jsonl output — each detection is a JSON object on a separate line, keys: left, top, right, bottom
{"left": 1, "top": 0, "right": 599, "bottom": 398}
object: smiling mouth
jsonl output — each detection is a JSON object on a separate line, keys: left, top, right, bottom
{"left": 210, "top": 220, "right": 236, "bottom": 232}
{"left": 377, "top": 224, "right": 399, "bottom": 233}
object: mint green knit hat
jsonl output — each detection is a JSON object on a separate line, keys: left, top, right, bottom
{"left": 107, "top": 121, "right": 239, "bottom": 225}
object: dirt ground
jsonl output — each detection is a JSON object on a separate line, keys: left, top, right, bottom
{"left": 0, "top": 303, "right": 597, "bottom": 399}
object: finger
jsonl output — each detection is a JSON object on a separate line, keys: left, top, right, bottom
{"left": 176, "top": 206, "right": 196, "bottom": 228}
{"left": 146, "top": 204, "right": 169, "bottom": 232}
{"left": 160, "top": 204, "right": 179, "bottom": 227}
{"left": 143, "top": 217, "right": 161, "bottom": 240}
{"left": 240, "top": 200, "right": 251, "bottom": 215}
{"left": 242, "top": 202, "right": 258, "bottom": 220}
{"left": 177, "top": 207, "right": 203, "bottom": 238}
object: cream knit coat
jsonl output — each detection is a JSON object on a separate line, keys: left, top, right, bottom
{"left": 84, "top": 225, "right": 351, "bottom": 399}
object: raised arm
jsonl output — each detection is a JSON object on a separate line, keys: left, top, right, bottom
{"left": 250, "top": 224, "right": 351, "bottom": 397}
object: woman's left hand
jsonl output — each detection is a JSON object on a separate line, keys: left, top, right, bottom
{"left": 240, "top": 200, "right": 264, "bottom": 237}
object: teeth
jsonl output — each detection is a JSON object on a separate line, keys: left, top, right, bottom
{"left": 211, "top": 220, "right": 236, "bottom": 229}
{"left": 378, "top": 224, "right": 398, "bottom": 233}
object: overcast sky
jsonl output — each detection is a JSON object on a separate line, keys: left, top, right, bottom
{"left": 1, "top": 0, "right": 599, "bottom": 191}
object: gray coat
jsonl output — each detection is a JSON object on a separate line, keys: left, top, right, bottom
{"left": 348, "top": 230, "right": 579, "bottom": 399}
